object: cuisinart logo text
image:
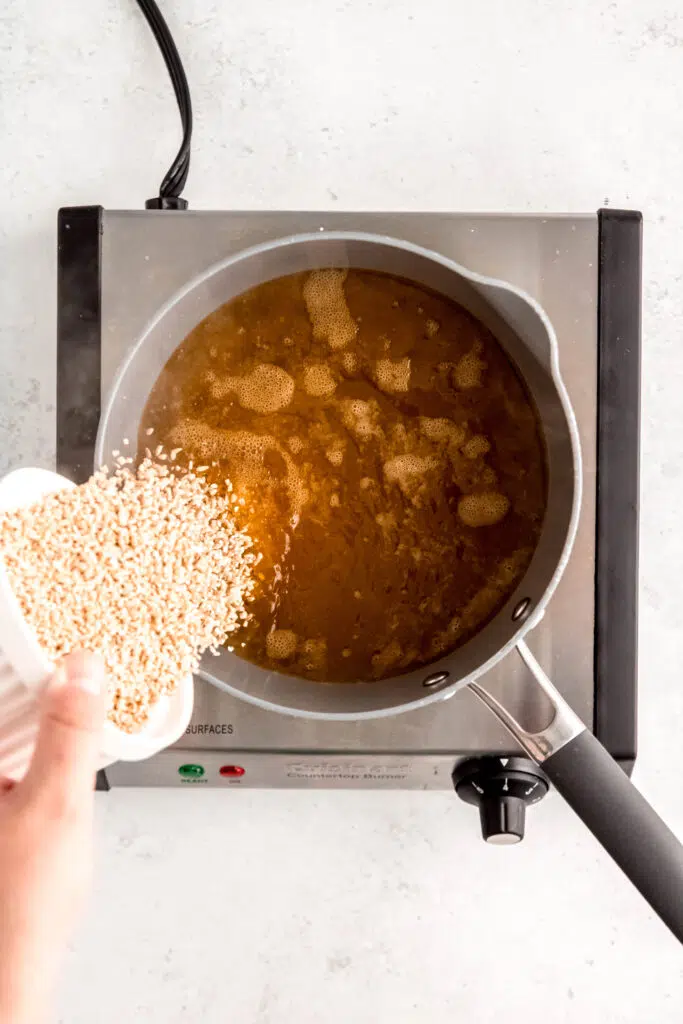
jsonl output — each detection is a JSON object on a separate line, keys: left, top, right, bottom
{"left": 185, "top": 723, "right": 234, "bottom": 735}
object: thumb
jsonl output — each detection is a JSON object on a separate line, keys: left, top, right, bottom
{"left": 23, "top": 651, "right": 106, "bottom": 807}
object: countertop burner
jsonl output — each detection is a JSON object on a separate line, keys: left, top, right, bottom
{"left": 57, "top": 209, "right": 640, "bottom": 830}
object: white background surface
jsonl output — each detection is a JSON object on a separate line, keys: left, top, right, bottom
{"left": 2, "top": 0, "right": 683, "bottom": 1020}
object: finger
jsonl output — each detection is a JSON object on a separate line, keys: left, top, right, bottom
{"left": 22, "top": 651, "right": 106, "bottom": 809}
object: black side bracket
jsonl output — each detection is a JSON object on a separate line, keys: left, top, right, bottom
{"left": 594, "top": 209, "right": 642, "bottom": 774}
{"left": 57, "top": 205, "right": 109, "bottom": 791}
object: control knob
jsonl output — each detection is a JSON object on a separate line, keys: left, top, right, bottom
{"left": 452, "top": 756, "right": 549, "bottom": 844}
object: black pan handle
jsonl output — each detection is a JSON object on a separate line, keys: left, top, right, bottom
{"left": 543, "top": 728, "right": 683, "bottom": 941}
{"left": 469, "top": 640, "right": 683, "bottom": 943}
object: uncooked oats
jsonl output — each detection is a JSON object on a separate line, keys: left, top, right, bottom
{"left": 0, "top": 457, "right": 256, "bottom": 733}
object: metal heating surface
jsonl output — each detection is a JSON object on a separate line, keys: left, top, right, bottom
{"left": 91, "top": 211, "right": 598, "bottom": 787}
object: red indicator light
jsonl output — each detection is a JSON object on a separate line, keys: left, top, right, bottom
{"left": 220, "top": 765, "right": 245, "bottom": 777}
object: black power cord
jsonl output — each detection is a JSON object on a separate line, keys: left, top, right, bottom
{"left": 135, "top": 0, "right": 193, "bottom": 210}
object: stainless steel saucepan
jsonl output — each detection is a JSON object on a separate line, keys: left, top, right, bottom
{"left": 96, "top": 232, "right": 683, "bottom": 941}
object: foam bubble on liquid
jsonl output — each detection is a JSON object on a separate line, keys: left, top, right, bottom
{"left": 340, "top": 398, "right": 380, "bottom": 440}
{"left": 288, "top": 436, "right": 304, "bottom": 454}
{"left": 457, "top": 491, "right": 510, "bottom": 527}
{"left": 303, "top": 269, "right": 358, "bottom": 350}
{"left": 419, "top": 417, "right": 466, "bottom": 449}
{"left": 170, "top": 419, "right": 249, "bottom": 462}
{"left": 454, "top": 342, "right": 487, "bottom": 389}
{"left": 375, "top": 358, "right": 411, "bottom": 393}
{"left": 383, "top": 454, "right": 437, "bottom": 494}
{"left": 462, "top": 434, "right": 491, "bottom": 459}
{"left": 210, "top": 363, "right": 295, "bottom": 414}
{"left": 280, "top": 455, "right": 309, "bottom": 518}
{"left": 266, "top": 629, "right": 298, "bottom": 659}
{"left": 425, "top": 318, "right": 440, "bottom": 337}
{"left": 325, "top": 441, "right": 344, "bottom": 466}
{"left": 302, "top": 363, "right": 337, "bottom": 397}
{"left": 169, "top": 420, "right": 307, "bottom": 516}
{"left": 301, "top": 637, "right": 327, "bottom": 671}
{"left": 341, "top": 352, "right": 357, "bottom": 374}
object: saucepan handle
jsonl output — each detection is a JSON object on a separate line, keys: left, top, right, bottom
{"left": 469, "top": 640, "right": 683, "bottom": 943}
{"left": 542, "top": 728, "right": 683, "bottom": 941}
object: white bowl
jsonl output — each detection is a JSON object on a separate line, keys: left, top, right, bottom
{"left": 0, "top": 467, "right": 194, "bottom": 778}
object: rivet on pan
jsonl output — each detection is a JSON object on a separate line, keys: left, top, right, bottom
{"left": 512, "top": 597, "right": 532, "bottom": 622}
{"left": 423, "top": 671, "right": 450, "bottom": 688}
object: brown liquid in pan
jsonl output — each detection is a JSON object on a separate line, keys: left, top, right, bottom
{"left": 140, "top": 269, "right": 547, "bottom": 682}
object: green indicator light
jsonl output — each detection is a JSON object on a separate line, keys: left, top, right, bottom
{"left": 178, "top": 764, "right": 205, "bottom": 778}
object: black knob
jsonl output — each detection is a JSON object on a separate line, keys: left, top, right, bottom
{"left": 452, "top": 756, "right": 549, "bottom": 844}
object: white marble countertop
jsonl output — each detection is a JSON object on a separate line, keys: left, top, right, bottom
{"left": 2, "top": 1, "right": 683, "bottom": 1020}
